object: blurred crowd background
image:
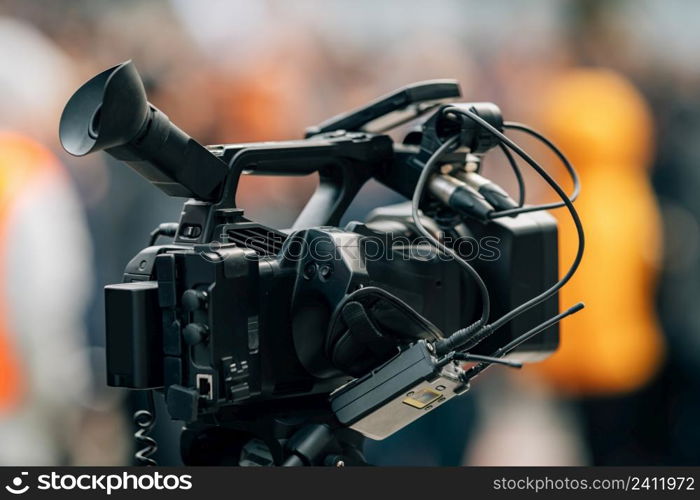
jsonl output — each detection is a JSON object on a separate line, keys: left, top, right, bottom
{"left": 0, "top": 0, "right": 699, "bottom": 466}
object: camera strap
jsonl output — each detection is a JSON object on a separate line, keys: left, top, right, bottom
{"left": 333, "top": 301, "right": 399, "bottom": 372}
{"left": 327, "top": 287, "right": 444, "bottom": 377}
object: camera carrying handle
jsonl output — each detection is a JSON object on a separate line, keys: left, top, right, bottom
{"left": 209, "top": 81, "right": 461, "bottom": 229}
{"left": 210, "top": 133, "right": 395, "bottom": 229}
{"left": 191, "top": 99, "right": 504, "bottom": 239}
{"left": 304, "top": 80, "right": 461, "bottom": 137}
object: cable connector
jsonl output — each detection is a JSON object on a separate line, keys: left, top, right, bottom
{"left": 428, "top": 174, "right": 494, "bottom": 221}
{"left": 434, "top": 323, "right": 493, "bottom": 356}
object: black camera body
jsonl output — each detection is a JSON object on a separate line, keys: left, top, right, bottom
{"left": 62, "top": 61, "right": 562, "bottom": 464}
{"left": 106, "top": 205, "right": 557, "bottom": 424}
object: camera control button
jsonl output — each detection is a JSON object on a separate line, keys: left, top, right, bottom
{"left": 182, "top": 289, "right": 207, "bottom": 312}
{"left": 183, "top": 323, "right": 209, "bottom": 346}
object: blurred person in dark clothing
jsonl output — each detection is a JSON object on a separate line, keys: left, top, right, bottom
{"left": 646, "top": 75, "right": 700, "bottom": 465}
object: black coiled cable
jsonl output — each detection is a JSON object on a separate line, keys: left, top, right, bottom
{"left": 133, "top": 391, "right": 158, "bottom": 466}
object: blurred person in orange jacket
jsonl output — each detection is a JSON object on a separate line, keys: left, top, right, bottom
{"left": 0, "top": 17, "right": 98, "bottom": 464}
{"left": 467, "top": 68, "right": 665, "bottom": 467}
{"left": 517, "top": 68, "right": 667, "bottom": 465}
{"left": 533, "top": 68, "right": 664, "bottom": 394}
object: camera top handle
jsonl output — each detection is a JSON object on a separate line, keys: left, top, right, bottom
{"left": 208, "top": 133, "right": 394, "bottom": 229}
{"left": 304, "top": 79, "right": 461, "bottom": 136}
{"left": 208, "top": 80, "right": 462, "bottom": 230}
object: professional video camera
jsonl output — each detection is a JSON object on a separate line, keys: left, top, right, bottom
{"left": 60, "top": 61, "right": 584, "bottom": 466}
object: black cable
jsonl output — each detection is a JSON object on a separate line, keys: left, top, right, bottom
{"left": 460, "top": 302, "right": 584, "bottom": 382}
{"left": 434, "top": 107, "right": 585, "bottom": 355}
{"left": 411, "top": 136, "right": 491, "bottom": 330}
{"left": 498, "top": 143, "right": 525, "bottom": 207}
{"left": 504, "top": 121, "right": 579, "bottom": 202}
{"left": 450, "top": 352, "right": 522, "bottom": 368}
{"left": 488, "top": 121, "right": 580, "bottom": 218}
